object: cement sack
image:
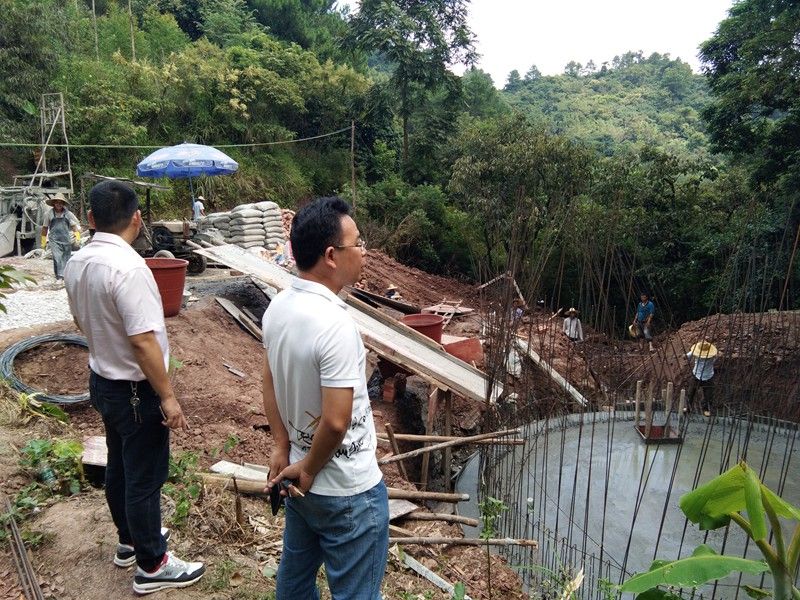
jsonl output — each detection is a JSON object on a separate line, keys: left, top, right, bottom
{"left": 231, "top": 205, "right": 260, "bottom": 215}
{"left": 229, "top": 233, "right": 266, "bottom": 243}
{"left": 230, "top": 223, "right": 264, "bottom": 233}
{"left": 262, "top": 216, "right": 283, "bottom": 226}
{"left": 229, "top": 215, "right": 262, "bottom": 225}
{"left": 238, "top": 240, "right": 265, "bottom": 249}
{"left": 254, "top": 201, "right": 278, "bottom": 211}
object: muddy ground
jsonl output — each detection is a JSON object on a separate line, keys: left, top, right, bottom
{"left": 0, "top": 260, "right": 524, "bottom": 600}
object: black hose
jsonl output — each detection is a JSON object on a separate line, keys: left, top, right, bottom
{"left": 0, "top": 334, "right": 89, "bottom": 404}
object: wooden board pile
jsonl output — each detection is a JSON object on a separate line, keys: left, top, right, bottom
{"left": 198, "top": 201, "right": 285, "bottom": 249}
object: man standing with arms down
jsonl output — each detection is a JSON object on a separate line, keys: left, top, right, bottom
{"left": 262, "top": 196, "right": 388, "bottom": 599}
{"left": 64, "top": 180, "right": 205, "bottom": 595}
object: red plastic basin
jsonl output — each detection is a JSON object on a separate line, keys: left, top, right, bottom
{"left": 145, "top": 257, "right": 188, "bottom": 318}
{"left": 401, "top": 313, "right": 445, "bottom": 343}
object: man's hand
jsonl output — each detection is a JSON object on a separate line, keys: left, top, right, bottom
{"left": 160, "top": 396, "right": 189, "bottom": 431}
{"left": 265, "top": 447, "right": 290, "bottom": 493}
{"left": 270, "top": 458, "right": 316, "bottom": 497}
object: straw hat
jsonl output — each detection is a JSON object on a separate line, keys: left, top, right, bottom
{"left": 387, "top": 283, "right": 398, "bottom": 291}
{"left": 567, "top": 307, "right": 577, "bottom": 314}
{"left": 45, "top": 193, "right": 70, "bottom": 207}
{"left": 196, "top": 195, "right": 204, "bottom": 201}
{"left": 689, "top": 340, "right": 718, "bottom": 359}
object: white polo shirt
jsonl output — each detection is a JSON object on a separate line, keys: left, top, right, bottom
{"left": 262, "top": 278, "right": 382, "bottom": 496}
{"left": 64, "top": 232, "right": 169, "bottom": 381}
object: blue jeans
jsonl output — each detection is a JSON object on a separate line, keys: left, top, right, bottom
{"left": 90, "top": 371, "right": 169, "bottom": 571}
{"left": 276, "top": 480, "right": 389, "bottom": 600}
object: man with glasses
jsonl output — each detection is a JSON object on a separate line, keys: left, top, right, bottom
{"left": 261, "top": 196, "right": 387, "bottom": 599}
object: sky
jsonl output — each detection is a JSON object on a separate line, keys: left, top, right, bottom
{"left": 345, "top": 0, "right": 736, "bottom": 86}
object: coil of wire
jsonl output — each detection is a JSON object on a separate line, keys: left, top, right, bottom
{"left": 0, "top": 333, "right": 89, "bottom": 404}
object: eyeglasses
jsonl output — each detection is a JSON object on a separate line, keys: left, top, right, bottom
{"left": 334, "top": 238, "right": 367, "bottom": 250}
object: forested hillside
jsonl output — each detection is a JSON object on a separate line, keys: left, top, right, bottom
{"left": 0, "top": 0, "right": 797, "bottom": 323}
{"left": 502, "top": 52, "right": 710, "bottom": 158}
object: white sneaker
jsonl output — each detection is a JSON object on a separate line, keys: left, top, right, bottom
{"left": 132, "top": 552, "right": 205, "bottom": 595}
{"left": 114, "top": 528, "right": 170, "bottom": 568}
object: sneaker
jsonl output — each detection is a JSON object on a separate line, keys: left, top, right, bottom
{"left": 132, "top": 552, "right": 205, "bottom": 595}
{"left": 115, "top": 528, "right": 171, "bottom": 568}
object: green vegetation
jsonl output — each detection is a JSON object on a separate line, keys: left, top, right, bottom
{"left": 0, "top": 0, "right": 796, "bottom": 322}
{"left": 504, "top": 52, "right": 710, "bottom": 158}
{"left": 620, "top": 462, "right": 800, "bottom": 600}
{"left": 163, "top": 450, "right": 202, "bottom": 527}
{"left": 19, "top": 438, "right": 85, "bottom": 497}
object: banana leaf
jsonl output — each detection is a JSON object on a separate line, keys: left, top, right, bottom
{"left": 620, "top": 545, "right": 768, "bottom": 593}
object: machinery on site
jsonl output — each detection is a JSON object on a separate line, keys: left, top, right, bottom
{"left": 0, "top": 94, "right": 75, "bottom": 257}
{"left": 0, "top": 93, "right": 207, "bottom": 273}
{"left": 83, "top": 173, "right": 208, "bottom": 274}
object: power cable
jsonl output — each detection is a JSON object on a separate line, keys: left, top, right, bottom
{"left": 0, "top": 334, "right": 89, "bottom": 404}
{"left": 0, "top": 127, "right": 352, "bottom": 151}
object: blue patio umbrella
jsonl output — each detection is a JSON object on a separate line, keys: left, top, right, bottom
{"left": 136, "top": 142, "right": 239, "bottom": 208}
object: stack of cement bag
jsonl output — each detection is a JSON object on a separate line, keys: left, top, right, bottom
{"left": 197, "top": 201, "right": 285, "bottom": 249}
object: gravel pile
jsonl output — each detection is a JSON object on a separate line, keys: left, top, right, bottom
{"left": 0, "top": 288, "right": 73, "bottom": 331}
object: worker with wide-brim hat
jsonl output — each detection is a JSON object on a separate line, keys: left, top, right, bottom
{"left": 563, "top": 307, "right": 583, "bottom": 342}
{"left": 41, "top": 192, "right": 81, "bottom": 280}
{"left": 689, "top": 340, "right": 718, "bottom": 358}
{"left": 385, "top": 282, "right": 402, "bottom": 300}
{"left": 686, "top": 339, "right": 720, "bottom": 417}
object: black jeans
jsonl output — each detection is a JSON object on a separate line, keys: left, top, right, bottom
{"left": 688, "top": 376, "right": 715, "bottom": 411}
{"left": 90, "top": 371, "right": 169, "bottom": 571}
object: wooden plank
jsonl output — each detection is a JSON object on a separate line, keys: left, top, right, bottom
{"left": 392, "top": 537, "right": 537, "bottom": 547}
{"left": 444, "top": 390, "right": 452, "bottom": 492}
{"left": 387, "top": 489, "right": 468, "bottom": 503}
{"left": 348, "top": 287, "right": 421, "bottom": 314}
{"left": 210, "top": 460, "right": 269, "bottom": 482}
{"left": 515, "top": 337, "right": 588, "bottom": 406}
{"left": 195, "top": 245, "right": 502, "bottom": 404}
{"left": 215, "top": 296, "right": 262, "bottom": 341}
{"left": 385, "top": 423, "right": 408, "bottom": 481}
{"left": 420, "top": 388, "right": 439, "bottom": 490}
{"left": 634, "top": 380, "right": 642, "bottom": 423}
{"left": 380, "top": 428, "right": 522, "bottom": 465}
{"left": 201, "top": 472, "right": 467, "bottom": 503}
{"left": 422, "top": 303, "right": 474, "bottom": 316}
{"left": 82, "top": 435, "right": 107, "bottom": 468}
{"left": 391, "top": 546, "right": 474, "bottom": 600}
{"left": 376, "top": 433, "right": 523, "bottom": 446}
{"left": 404, "top": 512, "right": 480, "bottom": 527}
{"left": 388, "top": 499, "right": 419, "bottom": 521}
{"left": 223, "top": 363, "right": 247, "bottom": 378}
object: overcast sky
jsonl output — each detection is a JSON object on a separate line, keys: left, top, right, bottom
{"left": 345, "top": 0, "right": 735, "bottom": 86}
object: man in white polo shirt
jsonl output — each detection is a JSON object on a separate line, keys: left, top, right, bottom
{"left": 64, "top": 180, "right": 205, "bottom": 595}
{"left": 262, "top": 196, "right": 388, "bottom": 599}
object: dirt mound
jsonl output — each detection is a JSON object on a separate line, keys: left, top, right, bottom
{"left": 360, "top": 250, "right": 479, "bottom": 309}
{"left": 655, "top": 311, "right": 800, "bottom": 417}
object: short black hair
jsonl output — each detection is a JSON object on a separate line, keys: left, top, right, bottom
{"left": 89, "top": 180, "right": 139, "bottom": 233}
{"left": 290, "top": 196, "right": 352, "bottom": 271}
